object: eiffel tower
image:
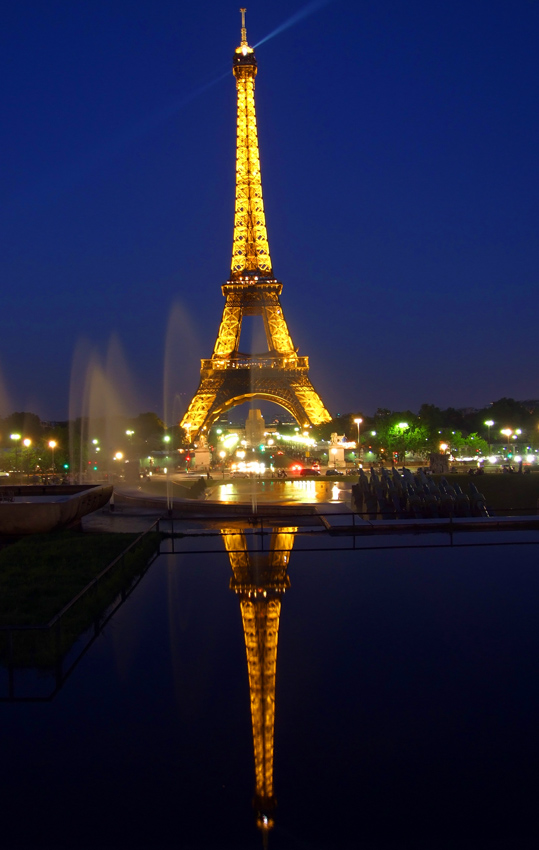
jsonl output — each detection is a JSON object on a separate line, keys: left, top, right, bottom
{"left": 181, "top": 11, "right": 331, "bottom": 439}
{"left": 223, "top": 523, "right": 297, "bottom": 841}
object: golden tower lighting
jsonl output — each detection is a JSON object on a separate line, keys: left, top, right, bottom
{"left": 223, "top": 522, "right": 297, "bottom": 838}
{"left": 181, "top": 10, "right": 331, "bottom": 439}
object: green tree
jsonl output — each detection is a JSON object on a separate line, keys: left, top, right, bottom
{"left": 0, "top": 412, "right": 43, "bottom": 445}
{"left": 418, "top": 404, "right": 444, "bottom": 431}
{"left": 383, "top": 421, "right": 429, "bottom": 462}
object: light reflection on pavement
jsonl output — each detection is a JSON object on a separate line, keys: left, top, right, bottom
{"left": 204, "top": 478, "right": 352, "bottom": 504}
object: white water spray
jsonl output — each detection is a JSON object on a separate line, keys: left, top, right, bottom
{"left": 163, "top": 301, "right": 203, "bottom": 428}
{"left": 69, "top": 336, "right": 142, "bottom": 484}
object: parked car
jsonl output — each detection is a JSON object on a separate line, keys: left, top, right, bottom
{"left": 300, "top": 468, "right": 320, "bottom": 476}
{"left": 325, "top": 468, "right": 344, "bottom": 477}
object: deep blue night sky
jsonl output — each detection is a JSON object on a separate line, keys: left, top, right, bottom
{"left": 1, "top": 0, "right": 538, "bottom": 422}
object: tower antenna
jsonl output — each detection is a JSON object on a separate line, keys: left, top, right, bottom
{"left": 240, "top": 8, "right": 247, "bottom": 46}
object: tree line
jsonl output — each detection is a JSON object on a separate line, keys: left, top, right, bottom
{"left": 1, "top": 397, "right": 536, "bottom": 472}
{"left": 310, "top": 398, "right": 539, "bottom": 462}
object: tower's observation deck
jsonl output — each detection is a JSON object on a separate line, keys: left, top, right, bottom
{"left": 180, "top": 11, "right": 331, "bottom": 437}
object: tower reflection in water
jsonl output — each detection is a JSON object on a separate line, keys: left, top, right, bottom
{"left": 221, "top": 524, "right": 297, "bottom": 842}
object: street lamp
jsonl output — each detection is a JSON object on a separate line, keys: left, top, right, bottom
{"left": 48, "top": 439, "right": 57, "bottom": 471}
{"left": 10, "top": 434, "right": 21, "bottom": 480}
{"left": 163, "top": 433, "right": 172, "bottom": 472}
{"left": 353, "top": 417, "right": 363, "bottom": 460}
{"left": 396, "top": 423, "right": 409, "bottom": 466}
{"left": 484, "top": 420, "right": 494, "bottom": 454}
{"left": 331, "top": 447, "right": 338, "bottom": 468}
{"left": 500, "top": 429, "right": 512, "bottom": 458}
{"left": 23, "top": 438, "right": 31, "bottom": 480}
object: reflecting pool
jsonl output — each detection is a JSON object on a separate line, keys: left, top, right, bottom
{"left": 206, "top": 478, "right": 351, "bottom": 504}
{"left": 2, "top": 527, "right": 539, "bottom": 848}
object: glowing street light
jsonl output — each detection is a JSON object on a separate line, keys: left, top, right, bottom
{"left": 484, "top": 420, "right": 494, "bottom": 454}
{"left": 48, "top": 439, "right": 57, "bottom": 470}
{"left": 331, "top": 447, "right": 338, "bottom": 468}
{"left": 353, "top": 417, "right": 363, "bottom": 459}
{"left": 394, "top": 423, "right": 409, "bottom": 466}
{"left": 23, "top": 438, "right": 32, "bottom": 480}
{"left": 10, "top": 433, "right": 21, "bottom": 478}
{"left": 500, "top": 428, "right": 513, "bottom": 458}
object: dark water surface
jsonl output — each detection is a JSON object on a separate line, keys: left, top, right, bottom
{"left": 2, "top": 530, "right": 539, "bottom": 849}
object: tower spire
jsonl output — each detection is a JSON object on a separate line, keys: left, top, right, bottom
{"left": 232, "top": 10, "right": 272, "bottom": 278}
{"left": 240, "top": 8, "right": 247, "bottom": 47}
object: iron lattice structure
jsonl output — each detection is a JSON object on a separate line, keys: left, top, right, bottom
{"left": 181, "top": 12, "right": 331, "bottom": 437}
{"left": 223, "top": 524, "right": 297, "bottom": 837}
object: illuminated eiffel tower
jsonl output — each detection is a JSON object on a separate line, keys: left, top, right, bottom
{"left": 181, "top": 10, "right": 331, "bottom": 439}
{"left": 223, "top": 523, "right": 297, "bottom": 841}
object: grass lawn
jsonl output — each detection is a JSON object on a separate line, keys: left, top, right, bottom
{"left": 0, "top": 529, "right": 162, "bottom": 666}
